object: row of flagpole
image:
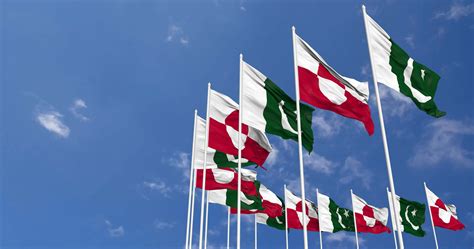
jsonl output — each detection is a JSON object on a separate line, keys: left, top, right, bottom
{"left": 183, "top": 5, "right": 448, "bottom": 249}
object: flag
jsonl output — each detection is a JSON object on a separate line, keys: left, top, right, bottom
{"left": 257, "top": 213, "right": 286, "bottom": 230}
{"left": 231, "top": 183, "right": 284, "bottom": 219}
{"left": 285, "top": 188, "right": 319, "bottom": 231}
{"left": 351, "top": 192, "right": 390, "bottom": 234}
{"left": 208, "top": 89, "right": 272, "bottom": 166}
{"left": 193, "top": 115, "right": 255, "bottom": 169}
{"left": 242, "top": 61, "right": 315, "bottom": 152}
{"left": 195, "top": 168, "right": 258, "bottom": 196}
{"left": 208, "top": 188, "right": 263, "bottom": 212}
{"left": 317, "top": 192, "right": 354, "bottom": 233}
{"left": 388, "top": 191, "right": 426, "bottom": 237}
{"left": 364, "top": 12, "right": 445, "bottom": 117}
{"left": 425, "top": 185, "right": 465, "bottom": 231}
{"left": 294, "top": 34, "right": 375, "bottom": 135}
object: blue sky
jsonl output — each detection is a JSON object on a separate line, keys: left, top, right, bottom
{"left": 1, "top": 0, "right": 473, "bottom": 249}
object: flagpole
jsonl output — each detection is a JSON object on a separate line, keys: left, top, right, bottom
{"left": 237, "top": 53, "right": 244, "bottom": 249}
{"left": 361, "top": 5, "right": 404, "bottom": 249}
{"left": 189, "top": 167, "right": 197, "bottom": 249}
{"left": 204, "top": 193, "right": 209, "bottom": 249}
{"left": 185, "top": 110, "right": 199, "bottom": 249}
{"left": 424, "top": 182, "right": 439, "bottom": 249}
{"left": 386, "top": 188, "right": 398, "bottom": 249}
{"left": 284, "top": 184, "right": 289, "bottom": 249}
{"left": 316, "top": 188, "right": 323, "bottom": 249}
{"left": 255, "top": 214, "right": 258, "bottom": 249}
{"left": 198, "top": 82, "right": 212, "bottom": 249}
{"left": 227, "top": 207, "right": 231, "bottom": 249}
{"left": 350, "top": 190, "right": 360, "bottom": 249}
{"left": 291, "top": 25, "right": 309, "bottom": 249}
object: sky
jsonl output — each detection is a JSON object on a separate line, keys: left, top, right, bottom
{"left": 0, "top": 0, "right": 473, "bottom": 249}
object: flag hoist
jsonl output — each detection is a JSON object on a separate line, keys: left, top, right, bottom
{"left": 198, "top": 83, "right": 212, "bottom": 249}
{"left": 291, "top": 26, "right": 309, "bottom": 249}
{"left": 361, "top": 5, "right": 405, "bottom": 249}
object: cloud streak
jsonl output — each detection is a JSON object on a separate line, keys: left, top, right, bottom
{"left": 166, "top": 24, "right": 189, "bottom": 46}
{"left": 105, "top": 220, "right": 125, "bottom": 238}
{"left": 70, "top": 98, "right": 89, "bottom": 121}
{"left": 36, "top": 111, "right": 70, "bottom": 138}
{"left": 435, "top": 2, "right": 474, "bottom": 21}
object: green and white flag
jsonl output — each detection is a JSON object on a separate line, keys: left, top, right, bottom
{"left": 193, "top": 115, "right": 255, "bottom": 169}
{"left": 365, "top": 12, "right": 445, "bottom": 117}
{"left": 387, "top": 191, "right": 426, "bottom": 237}
{"left": 208, "top": 188, "right": 263, "bottom": 211}
{"left": 242, "top": 61, "right": 315, "bottom": 152}
{"left": 256, "top": 213, "right": 286, "bottom": 230}
{"left": 317, "top": 192, "right": 355, "bottom": 233}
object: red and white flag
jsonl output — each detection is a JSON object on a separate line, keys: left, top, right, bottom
{"left": 285, "top": 188, "right": 319, "bottom": 231}
{"left": 425, "top": 185, "right": 465, "bottom": 231}
{"left": 351, "top": 192, "right": 390, "bottom": 234}
{"left": 231, "top": 183, "right": 284, "bottom": 218}
{"left": 208, "top": 89, "right": 272, "bottom": 166}
{"left": 294, "top": 34, "right": 374, "bottom": 135}
{"left": 195, "top": 168, "right": 258, "bottom": 196}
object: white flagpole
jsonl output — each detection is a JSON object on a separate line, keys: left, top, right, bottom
{"left": 185, "top": 110, "right": 199, "bottom": 249}
{"left": 189, "top": 167, "right": 197, "bottom": 249}
{"left": 237, "top": 53, "right": 244, "bottom": 249}
{"left": 386, "top": 188, "right": 398, "bottom": 249}
{"left": 361, "top": 5, "right": 404, "bottom": 249}
{"left": 316, "top": 188, "right": 323, "bottom": 249}
{"left": 291, "top": 25, "right": 309, "bottom": 249}
{"left": 284, "top": 185, "right": 289, "bottom": 249}
{"left": 255, "top": 214, "right": 258, "bottom": 249}
{"left": 227, "top": 207, "right": 231, "bottom": 249}
{"left": 198, "top": 83, "right": 212, "bottom": 249}
{"left": 350, "top": 190, "right": 360, "bottom": 249}
{"left": 424, "top": 182, "right": 439, "bottom": 249}
{"left": 204, "top": 193, "right": 210, "bottom": 249}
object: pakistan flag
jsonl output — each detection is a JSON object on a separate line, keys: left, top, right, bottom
{"left": 257, "top": 212, "right": 286, "bottom": 230}
{"left": 242, "top": 61, "right": 315, "bottom": 152}
{"left": 388, "top": 191, "right": 426, "bottom": 237}
{"left": 365, "top": 12, "right": 445, "bottom": 117}
{"left": 317, "top": 192, "right": 355, "bottom": 233}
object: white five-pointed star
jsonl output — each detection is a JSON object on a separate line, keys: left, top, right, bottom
{"left": 411, "top": 209, "right": 417, "bottom": 217}
{"left": 343, "top": 210, "right": 350, "bottom": 217}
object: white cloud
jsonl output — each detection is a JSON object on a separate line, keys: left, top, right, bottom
{"left": 435, "top": 2, "right": 474, "bottom": 20}
{"left": 265, "top": 146, "right": 279, "bottom": 166}
{"left": 304, "top": 152, "right": 337, "bottom": 175}
{"left": 140, "top": 179, "right": 173, "bottom": 199}
{"left": 163, "top": 152, "right": 190, "bottom": 178}
{"left": 105, "top": 220, "right": 125, "bottom": 238}
{"left": 410, "top": 119, "right": 474, "bottom": 168}
{"left": 36, "top": 111, "right": 70, "bottom": 138}
{"left": 326, "top": 232, "right": 365, "bottom": 246}
{"left": 404, "top": 34, "right": 415, "bottom": 49}
{"left": 376, "top": 84, "right": 413, "bottom": 118}
{"left": 360, "top": 63, "right": 370, "bottom": 76}
{"left": 70, "top": 98, "right": 89, "bottom": 121}
{"left": 339, "top": 157, "right": 373, "bottom": 190}
{"left": 312, "top": 113, "right": 344, "bottom": 138}
{"left": 166, "top": 24, "right": 189, "bottom": 45}
{"left": 154, "top": 220, "right": 175, "bottom": 230}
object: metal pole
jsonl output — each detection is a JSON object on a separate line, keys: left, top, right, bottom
{"left": 198, "top": 83, "right": 212, "bottom": 249}
{"left": 284, "top": 185, "right": 289, "bottom": 249}
{"left": 350, "top": 190, "right": 360, "bottom": 249}
{"left": 227, "top": 207, "right": 231, "bottom": 249}
{"left": 204, "top": 193, "right": 209, "bottom": 249}
{"left": 237, "top": 53, "right": 244, "bottom": 249}
{"left": 189, "top": 168, "right": 197, "bottom": 249}
{"left": 386, "top": 188, "right": 398, "bottom": 249}
{"left": 316, "top": 188, "right": 323, "bottom": 249}
{"left": 291, "top": 25, "right": 308, "bottom": 249}
{"left": 185, "top": 110, "right": 199, "bottom": 249}
{"left": 255, "top": 214, "right": 258, "bottom": 249}
{"left": 424, "top": 182, "right": 439, "bottom": 249}
{"left": 361, "top": 5, "right": 404, "bottom": 249}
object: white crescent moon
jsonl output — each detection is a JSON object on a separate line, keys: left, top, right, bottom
{"left": 404, "top": 205, "right": 420, "bottom": 231}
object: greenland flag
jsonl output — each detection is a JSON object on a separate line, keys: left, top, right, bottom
{"left": 295, "top": 34, "right": 374, "bottom": 135}
{"left": 195, "top": 168, "right": 258, "bottom": 196}
{"left": 351, "top": 192, "right": 390, "bottom": 234}
{"left": 208, "top": 89, "right": 272, "bottom": 166}
{"left": 425, "top": 184, "right": 465, "bottom": 231}
{"left": 285, "top": 188, "right": 319, "bottom": 231}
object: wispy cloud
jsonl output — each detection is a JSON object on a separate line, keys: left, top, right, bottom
{"left": 326, "top": 232, "right": 365, "bottom": 246}
{"left": 435, "top": 2, "right": 474, "bottom": 21}
{"left": 154, "top": 220, "right": 175, "bottom": 230}
{"left": 404, "top": 34, "right": 415, "bottom": 49}
{"left": 164, "top": 152, "right": 191, "bottom": 179}
{"left": 265, "top": 146, "right": 279, "bottom": 166}
{"left": 312, "top": 113, "right": 344, "bottom": 138}
{"left": 339, "top": 157, "right": 373, "bottom": 190}
{"left": 360, "top": 63, "right": 370, "bottom": 77}
{"left": 138, "top": 179, "right": 174, "bottom": 199}
{"left": 36, "top": 111, "right": 70, "bottom": 138}
{"left": 304, "top": 152, "right": 337, "bottom": 175}
{"left": 166, "top": 24, "right": 189, "bottom": 46}
{"left": 70, "top": 98, "right": 89, "bottom": 121}
{"left": 105, "top": 220, "right": 125, "bottom": 238}
{"left": 376, "top": 85, "right": 413, "bottom": 118}
{"left": 410, "top": 119, "right": 474, "bottom": 168}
